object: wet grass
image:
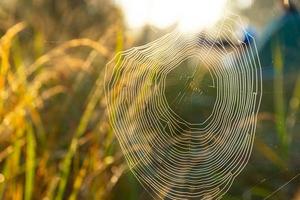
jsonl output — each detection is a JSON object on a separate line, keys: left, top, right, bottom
{"left": 0, "top": 21, "right": 126, "bottom": 199}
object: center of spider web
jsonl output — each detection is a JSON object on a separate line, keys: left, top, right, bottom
{"left": 165, "top": 56, "right": 217, "bottom": 124}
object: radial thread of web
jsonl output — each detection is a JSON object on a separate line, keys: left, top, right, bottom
{"left": 105, "top": 14, "right": 262, "bottom": 200}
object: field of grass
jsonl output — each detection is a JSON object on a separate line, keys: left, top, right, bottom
{"left": 0, "top": 1, "right": 130, "bottom": 199}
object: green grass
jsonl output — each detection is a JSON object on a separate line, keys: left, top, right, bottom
{"left": 0, "top": 20, "right": 125, "bottom": 199}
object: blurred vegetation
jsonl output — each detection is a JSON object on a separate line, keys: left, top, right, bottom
{"left": 0, "top": 0, "right": 133, "bottom": 199}
{"left": 0, "top": 0, "right": 300, "bottom": 200}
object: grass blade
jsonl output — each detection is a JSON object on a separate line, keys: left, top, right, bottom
{"left": 25, "top": 122, "right": 36, "bottom": 200}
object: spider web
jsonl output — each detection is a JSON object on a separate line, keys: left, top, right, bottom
{"left": 105, "top": 14, "right": 262, "bottom": 200}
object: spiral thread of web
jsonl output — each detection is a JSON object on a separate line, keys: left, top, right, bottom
{"left": 105, "top": 15, "right": 262, "bottom": 200}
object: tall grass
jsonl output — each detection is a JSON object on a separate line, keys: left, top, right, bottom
{"left": 272, "top": 38, "right": 289, "bottom": 158}
{"left": 0, "top": 21, "right": 125, "bottom": 200}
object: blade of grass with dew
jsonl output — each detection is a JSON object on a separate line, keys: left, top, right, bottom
{"left": 55, "top": 29, "right": 123, "bottom": 200}
{"left": 272, "top": 38, "right": 288, "bottom": 158}
{"left": 287, "top": 74, "right": 300, "bottom": 131}
{"left": 0, "top": 139, "right": 25, "bottom": 199}
{"left": 0, "top": 22, "right": 26, "bottom": 117}
{"left": 0, "top": 22, "right": 27, "bottom": 80}
{"left": 44, "top": 176, "right": 60, "bottom": 200}
{"left": 0, "top": 23, "right": 30, "bottom": 198}
{"left": 12, "top": 35, "right": 47, "bottom": 149}
{"left": 55, "top": 75, "right": 105, "bottom": 200}
{"left": 0, "top": 160, "right": 9, "bottom": 199}
{"left": 0, "top": 145, "right": 13, "bottom": 163}
{"left": 103, "top": 27, "right": 123, "bottom": 157}
{"left": 57, "top": 27, "right": 116, "bottom": 132}
{"left": 25, "top": 121, "right": 36, "bottom": 200}
{"left": 254, "top": 138, "right": 286, "bottom": 169}
{"left": 68, "top": 158, "right": 88, "bottom": 200}
{"left": 33, "top": 30, "right": 45, "bottom": 59}
{"left": 9, "top": 129, "right": 24, "bottom": 199}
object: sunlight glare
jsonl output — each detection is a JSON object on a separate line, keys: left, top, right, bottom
{"left": 117, "top": 0, "right": 227, "bottom": 32}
